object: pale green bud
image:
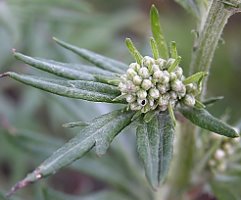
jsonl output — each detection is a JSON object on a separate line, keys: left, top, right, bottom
{"left": 158, "top": 94, "right": 170, "bottom": 106}
{"left": 152, "top": 64, "right": 160, "bottom": 72}
{"left": 126, "top": 94, "right": 136, "bottom": 103}
{"left": 214, "top": 149, "right": 226, "bottom": 160}
{"left": 143, "top": 56, "right": 155, "bottom": 66}
{"left": 162, "top": 71, "right": 170, "bottom": 84}
{"left": 169, "top": 91, "right": 178, "bottom": 99}
{"left": 170, "top": 72, "right": 177, "bottom": 81}
{"left": 153, "top": 70, "right": 164, "bottom": 80}
{"left": 171, "top": 80, "right": 184, "bottom": 92}
{"left": 141, "top": 79, "right": 152, "bottom": 90}
{"left": 138, "top": 67, "right": 150, "bottom": 79}
{"left": 149, "top": 88, "right": 160, "bottom": 99}
{"left": 127, "top": 68, "right": 137, "bottom": 79}
{"left": 157, "top": 83, "right": 168, "bottom": 94}
{"left": 133, "top": 75, "right": 142, "bottom": 85}
{"left": 183, "top": 94, "right": 195, "bottom": 106}
{"left": 141, "top": 103, "right": 151, "bottom": 113}
{"left": 137, "top": 90, "right": 147, "bottom": 99}
{"left": 155, "top": 58, "right": 166, "bottom": 69}
{"left": 174, "top": 67, "right": 183, "bottom": 78}
{"left": 129, "top": 63, "right": 140, "bottom": 71}
{"left": 130, "top": 102, "right": 142, "bottom": 111}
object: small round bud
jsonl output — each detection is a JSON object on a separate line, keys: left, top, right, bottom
{"left": 169, "top": 91, "right": 178, "bottom": 100}
{"left": 129, "top": 63, "right": 140, "bottom": 71}
{"left": 158, "top": 94, "right": 170, "bottom": 106}
{"left": 127, "top": 68, "right": 137, "bottom": 79}
{"left": 171, "top": 80, "right": 184, "bottom": 92}
{"left": 130, "top": 102, "right": 142, "bottom": 111}
{"left": 152, "top": 64, "right": 160, "bottom": 72}
{"left": 214, "top": 149, "right": 226, "bottom": 160}
{"left": 126, "top": 94, "right": 136, "bottom": 103}
{"left": 153, "top": 70, "right": 164, "bottom": 80}
{"left": 162, "top": 71, "right": 170, "bottom": 84}
{"left": 157, "top": 83, "right": 168, "bottom": 94}
{"left": 170, "top": 72, "right": 177, "bottom": 81}
{"left": 186, "top": 83, "right": 194, "bottom": 93}
{"left": 138, "top": 67, "right": 150, "bottom": 79}
{"left": 156, "top": 58, "right": 166, "bottom": 69}
{"left": 133, "top": 75, "right": 142, "bottom": 85}
{"left": 143, "top": 56, "right": 155, "bottom": 66}
{"left": 125, "top": 81, "right": 136, "bottom": 93}
{"left": 174, "top": 67, "right": 183, "bottom": 78}
{"left": 137, "top": 90, "right": 147, "bottom": 99}
{"left": 141, "top": 79, "right": 152, "bottom": 90}
{"left": 149, "top": 88, "right": 160, "bottom": 99}
{"left": 165, "top": 58, "right": 175, "bottom": 69}
{"left": 183, "top": 94, "right": 195, "bottom": 106}
{"left": 177, "top": 85, "right": 186, "bottom": 97}
{"left": 169, "top": 99, "right": 177, "bottom": 107}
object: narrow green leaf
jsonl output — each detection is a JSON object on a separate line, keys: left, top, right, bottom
{"left": 94, "top": 75, "right": 120, "bottom": 86}
{"left": 150, "top": 5, "right": 169, "bottom": 59}
{"left": 7, "top": 110, "right": 135, "bottom": 196}
{"left": 125, "top": 38, "right": 143, "bottom": 65}
{"left": 62, "top": 121, "right": 89, "bottom": 128}
{"left": 194, "top": 99, "right": 206, "bottom": 109}
{"left": 168, "top": 103, "right": 176, "bottom": 126}
{"left": 53, "top": 37, "right": 127, "bottom": 74}
{"left": 3, "top": 72, "right": 124, "bottom": 103}
{"left": 14, "top": 52, "right": 94, "bottom": 80}
{"left": 167, "top": 56, "right": 181, "bottom": 73}
{"left": 170, "top": 41, "right": 178, "bottom": 59}
{"left": 136, "top": 111, "right": 175, "bottom": 188}
{"left": 183, "top": 71, "right": 208, "bottom": 85}
{"left": 203, "top": 96, "right": 224, "bottom": 106}
{"left": 150, "top": 37, "right": 159, "bottom": 59}
{"left": 179, "top": 107, "right": 240, "bottom": 138}
{"left": 131, "top": 110, "right": 143, "bottom": 122}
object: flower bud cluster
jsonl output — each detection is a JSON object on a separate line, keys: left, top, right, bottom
{"left": 118, "top": 56, "right": 198, "bottom": 113}
{"left": 208, "top": 133, "right": 240, "bottom": 172}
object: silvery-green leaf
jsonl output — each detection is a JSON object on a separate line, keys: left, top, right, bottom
{"left": 1, "top": 72, "right": 124, "bottom": 103}
{"left": 6, "top": 109, "right": 135, "bottom": 196}
{"left": 183, "top": 71, "right": 208, "bottom": 85}
{"left": 150, "top": 5, "right": 169, "bottom": 59}
{"left": 14, "top": 52, "right": 116, "bottom": 80}
{"left": 53, "top": 37, "right": 127, "bottom": 74}
{"left": 125, "top": 38, "right": 143, "bottom": 65}
{"left": 203, "top": 96, "right": 224, "bottom": 106}
{"left": 62, "top": 121, "right": 89, "bottom": 128}
{"left": 179, "top": 107, "right": 239, "bottom": 138}
{"left": 136, "top": 111, "right": 175, "bottom": 188}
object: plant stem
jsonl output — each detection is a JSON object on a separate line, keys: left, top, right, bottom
{"left": 164, "top": 1, "right": 241, "bottom": 199}
{"left": 190, "top": 0, "right": 241, "bottom": 99}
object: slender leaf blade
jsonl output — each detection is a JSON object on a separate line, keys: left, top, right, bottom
{"left": 7, "top": 110, "right": 135, "bottom": 196}
{"left": 179, "top": 107, "right": 239, "bottom": 138}
{"left": 150, "top": 5, "right": 169, "bottom": 59}
{"left": 53, "top": 37, "right": 128, "bottom": 74}
{"left": 125, "top": 38, "right": 143, "bottom": 65}
{"left": 136, "top": 111, "right": 175, "bottom": 188}
{"left": 14, "top": 52, "right": 94, "bottom": 80}
{"left": 2, "top": 72, "right": 124, "bottom": 103}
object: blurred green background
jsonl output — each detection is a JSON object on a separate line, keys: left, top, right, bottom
{"left": 0, "top": 0, "right": 240, "bottom": 199}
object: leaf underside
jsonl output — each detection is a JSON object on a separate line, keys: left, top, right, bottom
{"left": 179, "top": 107, "right": 239, "bottom": 138}
{"left": 7, "top": 109, "right": 135, "bottom": 196}
{"left": 136, "top": 111, "right": 175, "bottom": 189}
{"left": 3, "top": 72, "right": 124, "bottom": 103}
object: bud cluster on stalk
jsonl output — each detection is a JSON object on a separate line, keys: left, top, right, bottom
{"left": 118, "top": 56, "right": 199, "bottom": 113}
{"left": 208, "top": 132, "right": 240, "bottom": 172}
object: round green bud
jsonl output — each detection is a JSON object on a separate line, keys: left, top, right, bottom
{"left": 137, "top": 90, "right": 147, "bottom": 99}
{"left": 170, "top": 72, "right": 177, "bottom": 81}
{"left": 156, "top": 58, "right": 166, "bottom": 69}
{"left": 171, "top": 79, "right": 184, "bottom": 92}
{"left": 183, "top": 94, "right": 195, "bottom": 106}
{"left": 149, "top": 88, "right": 160, "bottom": 99}
{"left": 133, "top": 75, "right": 142, "bottom": 85}
{"left": 129, "top": 63, "right": 140, "bottom": 71}
{"left": 174, "top": 67, "right": 183, "bottom": 78}
{"left": 153, "top": 70, "right": 164, "bottom": 80}
{"left": 127, "top": 68, "right": 137, "bottom": 79}
{"left": 141, "top": 79, "right": 152, "bottom": 90}
{"left": 165, "top": 58, "right": 175, "bottom": 69}
{"left": 126, "top": 94, "right": 136, "bottom": 103}
{"left": 138, "top": 67, "right": 150, "bottom": 79}
{"left": 143, "top": 56, "right": 155, "bottom": 66}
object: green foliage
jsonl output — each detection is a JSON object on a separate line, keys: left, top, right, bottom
{"left": 136, "top": 111, "right": 174, "bottom": 189}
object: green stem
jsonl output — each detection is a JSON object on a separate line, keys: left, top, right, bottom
{"left": 164, "top": 1, "right": 241, "bottom": 199}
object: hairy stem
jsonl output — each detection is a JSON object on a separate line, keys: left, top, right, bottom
{"left": 164, "top": 0, "right": 241, "bottom": 199}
